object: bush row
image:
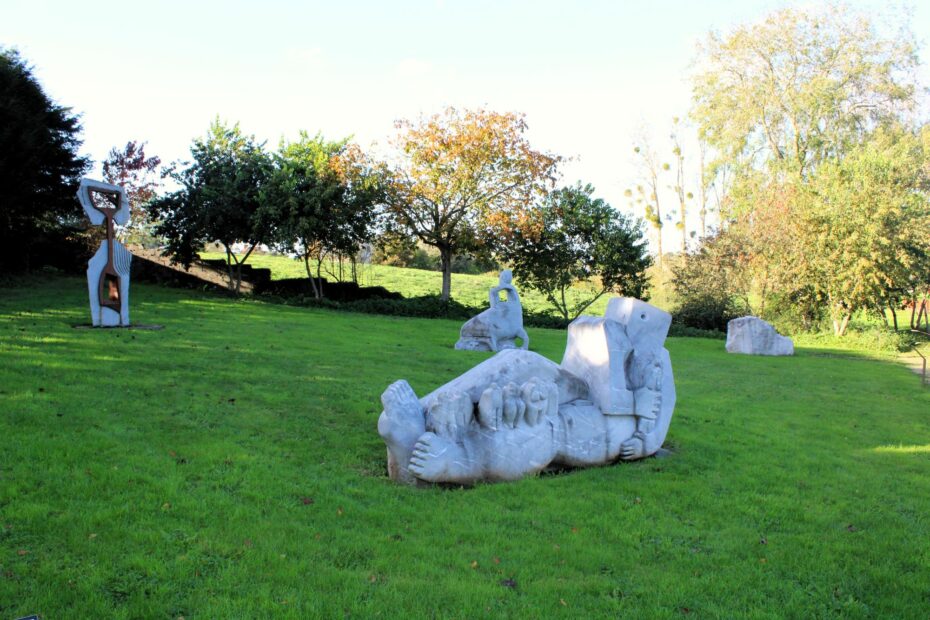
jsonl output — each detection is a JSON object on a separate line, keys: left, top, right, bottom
{"left": 258, "top": 290, "right": 726, "bottom": 338}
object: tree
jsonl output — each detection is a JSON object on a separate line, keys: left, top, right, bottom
{"left": 384, "top": 107, "right": 560, "bottom": 301}
{"left": 688, "top": 5, "right": 926, "bottom": 336}
{"left": 627, "top": 135, "right": 667, "bottom": 266}
{"left": 692, "top": 4, "right": 918, "bottom": 184}
{"left": 798, "top": 126, "right": 930, "bottom": 335}
{"left": 0, "top": 47, "right": 90, "bottom": 270}
{"left": 265, "top": 133, "right": 381, "bottom": 298}
{"left": 494, "top": 183, "right": 653, "bottom": 320}
{"left": 671, "top": 229, "right": 752, "bottom": 331}
{"left": 669, "top": 119, "right": 693, "bottom": 253}
{"left": 102, "top": 141, "right": 161, "bottom": 245}
{"left": 147, "top": 120, "right": 273, "bottom": 293}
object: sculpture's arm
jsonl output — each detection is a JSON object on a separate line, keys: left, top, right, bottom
{"left": 489, "top": 285, "right": 501, "bottom": 308}
{"left": 619, "top": 349, "right": 675, "bottom": 459}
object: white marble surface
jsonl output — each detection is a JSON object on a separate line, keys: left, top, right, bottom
{"left": 379, "top": 297, "right": 677, "bottom": 485}
{"left": 726, "top": 316, "right": 794, "bottom": 356}
{"left": 86, "top": 240, "right": 132, "bottom": 327}
{"left": 77, "top": 179, "right": 132, "bottom": 327}
{"left": 455, "top": 270, "right": 529, "bottom": 351}
{"left": 77, "top": 178, "right": 130, "bottom": 226}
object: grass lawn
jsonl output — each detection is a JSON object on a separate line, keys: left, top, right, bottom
{"left": 201, "top": 252, "right": 626, "bottom": 316}
{"left": 2, "top": 276, "right": 929, "bottom": 617}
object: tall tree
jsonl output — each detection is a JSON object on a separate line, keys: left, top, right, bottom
{"left": 494, "top": 183, "right": 652, "bottom": 320}
{"left": 265, "top": 133, "right": 381, "bottom": 298}
{"left": 800, "top": 126, "right": 930, "bottom": 335}
{"left": 692, "top": 4, "right": 919, "bottom": 185}
{"left": 147, "top": 120, "right": 273, "bottom": 293}
{"left": 688, "top": 5, "right": 925, "bottom": 336}
{"left": 627, "top": 135, "right": 667, "bottom": 266}
{"left": 384, "top": 107, "right": 560, "bottom": 301}
{"left": 0, "top": 47, "right": 90, "bottom": 270}
{"left": 669, "top": 119, "right": 693, "bottom": 253}
{"left": 102, "top": 141, "right": 161, "bottom": 244}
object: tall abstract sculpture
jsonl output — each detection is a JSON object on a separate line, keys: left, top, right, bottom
{"left": 77, "top": 178, "right": 132, "bottom": 327}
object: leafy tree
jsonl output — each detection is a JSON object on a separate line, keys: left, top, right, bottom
{"left": 102, "top": 141, "right": 161, "bottom": 245}
{"left": 495, "top": 183, "right": 652, "bottom": 320}
{"left": 265, "top": 133, "right": 381, "bottom": 298}
{"left": 384, "top": 107, "right": 560, "bottom": 300}
{"left": 148, "top": 120, "right": 273, "bottom": 293}
{"left": 687, "top": 5, "right": 926, "bottom": 336}
{"left": 798, "top": 126, "right": 930, "bottom": 335}
{"left": 692, "top": 4, "right": 918, "bottom": 185}
{"left": 0, "top": 47, "right": 90, "bottom": 270}
{"left": 671, "top": 229, "right": 752, "bottom": 331}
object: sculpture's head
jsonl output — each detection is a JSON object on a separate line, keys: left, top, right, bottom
{"left": 77, "top": 178, "right": 130, "bottom": 227}
{"left": 606, "top": 297, "right": 671, "bottom": 351}
{"left": 499, "top": 269, "right": 513, "bottom": 286}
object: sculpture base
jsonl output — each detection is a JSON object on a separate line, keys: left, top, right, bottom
{"left": 454, "top": 337, "right": 519, "bottom": 351}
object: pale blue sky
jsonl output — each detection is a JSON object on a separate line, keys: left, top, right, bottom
{"left": 3, "top": 0, "right": 928, "bottom": 248}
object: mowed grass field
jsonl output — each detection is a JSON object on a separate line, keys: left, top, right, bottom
{"left": 2, "top": 276, "right": 930, "bottom": 617}
{"left": 201, "top": 252, "right": 629, "bottom": 316}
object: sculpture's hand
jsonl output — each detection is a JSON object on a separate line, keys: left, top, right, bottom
{"left": 618, "top": 436, "right": 646, "bottom": 461}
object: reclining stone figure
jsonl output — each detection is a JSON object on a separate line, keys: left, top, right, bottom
{"left": 455, "top": 270, "right": 529, "bottom": 351}
{"left": 379, "top": 297, "right": 676, "bottom": 485}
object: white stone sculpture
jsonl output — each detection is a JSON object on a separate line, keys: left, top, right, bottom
{"left": 379, "top": 297, "right": 676, "bottom": 485}
{"left": 77, "top": 178, "right": 132, "bottom": 327}
{"left": 726, "top": 316, "right": 794, "bottom": 356}
{"left": 455, "top": 270, "right": 529, "bottom": 351}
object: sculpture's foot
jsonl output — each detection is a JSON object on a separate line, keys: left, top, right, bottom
{"left": 378, "top": 380, "right": 426, "bottom": 483}
{"left": 409, "top": 432, "right": 479, "bottom": 484}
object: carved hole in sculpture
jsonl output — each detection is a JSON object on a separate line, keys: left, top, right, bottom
{"left": 88, "top": 189, "right": 119, "bottom": 213}
{"left": 640, "top": 313, "right": 647, "bottom": 320}
{"left": 101, "top": 273, "right": 120, "bottom": 304}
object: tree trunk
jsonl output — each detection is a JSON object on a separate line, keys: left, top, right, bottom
{"left": 304, "top": 253, "right": 320, "bottom": 299}
{"left": 656, "top": 226, "right": 663, "bottom": 268}
{"left": 890, "top": 305, "right": 898, "bottom": 331}
{"left": 833, "top": 314, "right": 850, "bottom": 337}
{"left": 876, "top": 305, "right": 888, "bottom": 328}
{"left": 224, "top": 245, "right": 239, "bottom": 293}
{"left": 315, "top": 251, "right": 326, "bottom": 299}
{"left": 439, "top": 246, "right": 452, "bottom": 301}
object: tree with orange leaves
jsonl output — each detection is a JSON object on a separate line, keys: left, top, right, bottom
{"left": 384, "top": 107, "right": 560, "bottom": 301}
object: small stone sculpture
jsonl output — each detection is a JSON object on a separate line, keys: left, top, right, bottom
{"left": 77, "top": 179, "right": 132, "bottom": 327}
{"left": 379, "top": 297, "right": 676, "bottom": 485}
{"left": 726, "top": 316, "right": 794, "bottom": 356}
{"left": 455, "top": 270, "right": 529, "bottom": 351}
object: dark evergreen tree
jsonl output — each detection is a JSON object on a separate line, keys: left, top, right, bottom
{"left": 0, "top": 48, "right": 90, "bottom": 270}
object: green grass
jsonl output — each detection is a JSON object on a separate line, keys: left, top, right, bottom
{"left": 202, "top": 252, "right": 622, "bottom": 316}
{"left": 2, "top": 276, "right": 929, "bottom": 617}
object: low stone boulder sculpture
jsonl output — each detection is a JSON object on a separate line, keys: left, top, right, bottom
{"left": 455, "top": 270, "right": 529, "bottom": 351}
{"left": 726, "top": 316, "right": 794, "bottom": 356}
{"left": 379, "top": 297, "right": 676, "bottom": 485}
{"left": 77, "top": 179, "right": 132, "bottom": 327}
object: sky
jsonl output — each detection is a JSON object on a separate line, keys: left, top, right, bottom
{"left": 4, "top": 0, "right": 929, "bottom": 251}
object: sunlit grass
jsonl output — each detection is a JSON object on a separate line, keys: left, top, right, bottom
{"left": 201, "top": 252, "right": 661, "bottom": 316}
{"left": 871, "top": 444, "right": 930, "bottom": 454}
{"left": 1, "top": 275, "right": 929, "bottom": 617}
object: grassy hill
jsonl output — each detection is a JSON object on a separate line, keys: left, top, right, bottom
{"left": 201, "top": 252, "right": 671, "bottom": 316}
{"left": 1, "top": 276, "right": 928, "bottom": 617}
